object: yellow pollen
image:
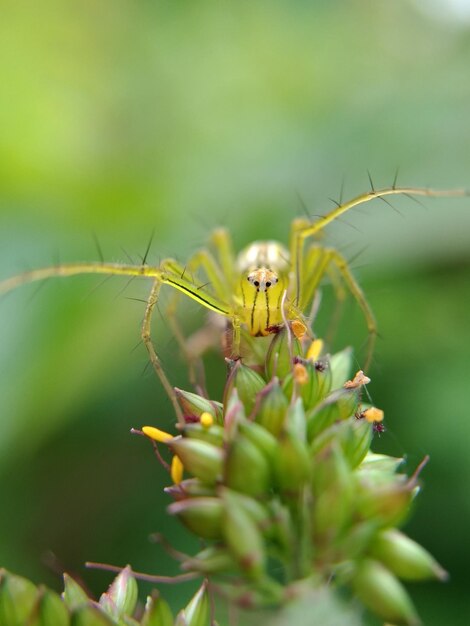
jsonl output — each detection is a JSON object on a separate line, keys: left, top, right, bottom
{"left": 171, "top": 455, "right": 184, "bottom": 484}
{"left": 306, "top": 338, "right": 324, "bottom": 361}
{"left": 344, "top": 370, "right": 371, "bottom": 389}
{"left": 142, "top": 426, "right": 173, "bottom": 443}
{"left": 293, "top": 362, "right": 309, "bottom": 385}
{"left": 363, "top": 407, "right": 384, "bottom": 423}
{"left": 200, "top": 412, "right": 214, "bottom": 428}
{"left": 291, "top": 319, "right": 307, "bottom": 339}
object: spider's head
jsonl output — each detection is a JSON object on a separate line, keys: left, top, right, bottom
{"left": 246, "top": 269, "right": 279, "bottom": 293}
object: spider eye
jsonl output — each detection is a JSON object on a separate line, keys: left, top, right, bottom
{"left": 265, "top": 281, "right": 271, "bottom": 287}
{"left": 254, "top": 280, "right": 260, "bottom": 287}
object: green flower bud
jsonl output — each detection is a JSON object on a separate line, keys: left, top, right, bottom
{"left": 351, "top": 559, "right": 420, "bottom": 626}
{"left": 35, "top": 588, "right": 69, "bottom": 626}
{"left": 307, "top": 389, "right": 358, "bottom": 441}
{"left": 62, "top": 574, "right": 88, "bottom": 611}
{"left": 176, "top": 581, "right": 209, "bottom": 626}
{"left": 71, "top": 604, "right": 115, "bottom": 625}
{"left": 329, "top": 346, "right": 354, "bottom": 389}
{"left": 168, "top": 497, "right": 224, "bottom": 540}
{"left": 285, "top": 396, "right": 307, "bottom": 441}
{"left": 238, "top": 417, "right": 278, "bottom": 463}
{"left": 254, "top": 378, "right": 288, "bottom": 436}
{"left": 370, "top": 529, "right": 448, "bottom": 581}
{"left": 168, "top": 438, "right": 224, "bottom": 484}
{"left": 182, "top": 546, "right": 238, "bottom": 574}
{"left": 265, "top": 327, "right": 303, "bottom": 381}
{"left": 0, "top": 570, "right": 38, "bottom": 626}
{"left": 356, "top": 478, "right": 414, "bottom": 528}
{"left": 273, "top": 430, "right": 311, "bottom": 495}
{"left": 360, "top": 452, "right": 405, "bottom": 474}
{"left": 269, "top": 499, "right": 294, "bottom": 558}
{"left": 141, "top": 591, "right": 173, "bottom": 626}
{"left": 174, "top": 387, "right": 223, "bottom": 423}
{"left": 224, "top": 360, "right": 266, "bottom": 415}
{"left": 223, "top": 387, "right": 247, "bottom": 440}
{"left": 338, "top": 521, "right": 379, "bottom": 562}
{"left": 212, "top": 579, "right": 284, "bottom": 609}
{"left": 220, "top": 487, "right": 272, "bottom": 529}
{"left": 99, "top": 566, "right": 138, "bottom": 621}
{"left": 182, "top": 423, "right": 225, "bottom": 447}
{"left": 164, "top": 478, "right": 216, "bottom": 500}
{"left": 225, "top": 434, "right": 271, "bottom": 497}
{"left": 338, "top": 418, "right": 373, "bottom": 468}
{"left": 222, "top": 492, "right": 266, "bottom": 579}
{"left": 283, "top": 358, "right": 332, "bottom": 411}
{"left": 312, "top": 444, "right": 354, "bottom": 540}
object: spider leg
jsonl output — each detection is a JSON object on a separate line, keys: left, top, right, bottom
{"left": 293, "top": 242, "right": 376, "bottom": 368}
{"left": 209, "top": 227, "right": 236, "bottom": 286}
{"left": 150, "top": 258, "right": 232, "bottom": 417}
{"left": 0, "top": 262, "right": 163, "bottom": 294}
{"left": 323, "top": 248, "right": 377, "bottom": 372}
{"left": 323, "top": 263, "right": 347, "bottom": 350}
{"left": 290, "top": 245, "right": 334, "bottom": 340}
{"left": 0, "top": 258, "right": 232, "bottom": 422}
{"left": 164, "top": 290, "right": 208, "bottom": 396}
{"left": 165, "top": 242, "right": 243, "bottom": 361}
{"left": 291, "top": 186, "right": 468, "bottom": 306}
{"left": 296, "top": 245, "right": 329, "bottom": 312}
{"left": 162, "top": 250, "right": 231, "bottom": 395}
{"left": 141, "top": 278, "right": 186, "bottom": 425}
{"left": 299, "top": 186, "right": 467, "bottom": 241}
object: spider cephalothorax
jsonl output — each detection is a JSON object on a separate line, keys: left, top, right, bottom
{"left": 246, "top": 269, "right": 279, "bottom": 292}
{"left": 236, "top": 241, "right": 289, "bottom": 336}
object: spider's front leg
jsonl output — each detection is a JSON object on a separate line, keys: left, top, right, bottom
{"left": 143, "top": 258, "right": 233, "bottom": 420}
{"left": 290, "top": 228, "right": 376, "bottom": 369}
{"left": 141, "top": 278, "right": 185, "bottom": 425}
{"left": 324, "top": 248, "right": 377, "bottom": 371}
{"left": 290, "top": 184, "right": 467, "bottom": 369}
{"left": 161, "top": 251, "right": 230, "bottom": 396}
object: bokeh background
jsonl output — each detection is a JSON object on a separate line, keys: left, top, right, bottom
{"left": 1, "top": 1, "right": 469, "bottom": 624}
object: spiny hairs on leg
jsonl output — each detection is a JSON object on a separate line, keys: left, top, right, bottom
{"left": 0, "top": 262, "right": 163, "bottom": 296}
{"left": 291, "top": 183, "right": 468, "bottom": 371}
{"left": 0, "top": 255, "right": 233, "bottom": 427}
{"left": 299, "top": 185, "right": 469, "bottom": 240}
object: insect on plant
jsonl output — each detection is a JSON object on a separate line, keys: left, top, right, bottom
{"left": 0, "top": 184, "right": 466, "bottom": 425}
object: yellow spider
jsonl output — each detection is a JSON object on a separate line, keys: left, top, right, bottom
{"left": 0, "top": 185, "right": 466, "bottom": 424}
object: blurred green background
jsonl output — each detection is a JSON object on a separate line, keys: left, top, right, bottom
{"left": 1, "top": 1, "right": 469, "bottom": 624}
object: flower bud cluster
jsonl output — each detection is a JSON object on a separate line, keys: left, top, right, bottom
{"left": 145, "top": 330, "right": 446, "bottom": 626}
{"left": 0, "top": 566, "right": 210, "bottom": 626}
